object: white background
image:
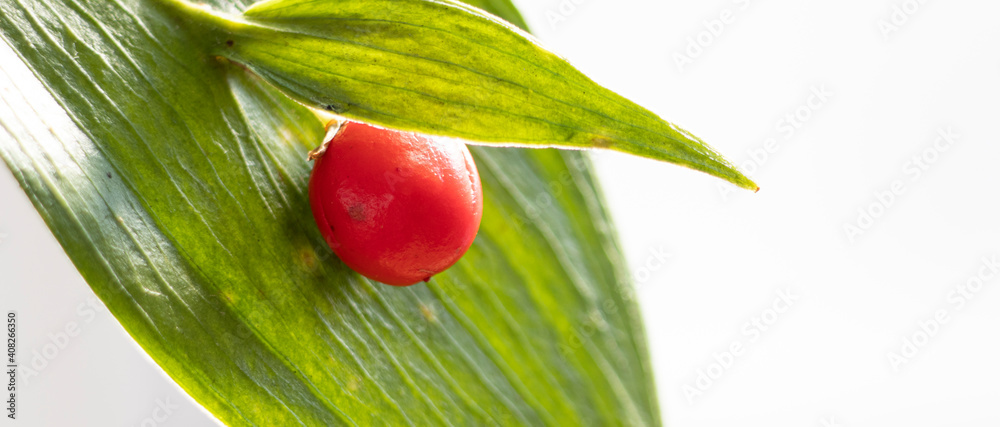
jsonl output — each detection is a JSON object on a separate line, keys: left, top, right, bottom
{"left": 2, "top": 0, "right": 999, "bottom": 425}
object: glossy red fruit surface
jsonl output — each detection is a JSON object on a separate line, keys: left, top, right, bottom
{"left": 308, "top": 121, "right": 483, "bottom": 286}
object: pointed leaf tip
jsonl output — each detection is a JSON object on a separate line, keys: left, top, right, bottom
{"left": 161, "top": 0, "right": 757, "bottom": 191}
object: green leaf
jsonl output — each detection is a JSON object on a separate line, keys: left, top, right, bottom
{"left": 0, "top": 0, "right": 659, "bottom": 425}
{"left": 157, "top": 0, "right": 757, "bottom": 191}
{"left": 447, "top": 0, "right": 530, "bottom": 31}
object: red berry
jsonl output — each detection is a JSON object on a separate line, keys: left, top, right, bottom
{"left": 308, "top": 121, "right": 484, "bottom": 286}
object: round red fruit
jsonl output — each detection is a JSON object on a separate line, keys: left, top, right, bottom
{"left": 308, "top": 121, "right": 484, "bottom": 286}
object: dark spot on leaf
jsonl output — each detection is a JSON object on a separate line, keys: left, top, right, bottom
{"left": 106, "top": 172, "right": 112, "bottom": 179}
{"left": 591, "top": 136, "right": 613, "bottom": 148}
{"left": 225, "top": 40, "right": 234, "bottom": 47}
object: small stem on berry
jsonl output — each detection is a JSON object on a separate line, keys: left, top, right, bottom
{"left": 308, "top": 120, "right": 345, "bottom": 161}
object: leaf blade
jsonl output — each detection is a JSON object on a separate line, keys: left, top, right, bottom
{"left": 0, "top": 0, "right": 660, "bottom": 425}
{"left": 166, "top": 0, "right": 756, "bottom": 191}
